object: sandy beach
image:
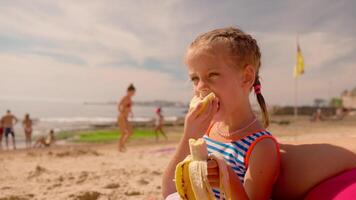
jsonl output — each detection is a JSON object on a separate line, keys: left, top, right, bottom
{"left": 1, "top": 115, "right": 356, "bottom": 200}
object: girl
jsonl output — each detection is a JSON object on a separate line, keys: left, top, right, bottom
{"left": 162, "top": 27, "right": 280, "bottom": 199}
{"left": 117, "top": 83, "right": 136, "bottom": 152}
{"left": 22, "top": 113, "right": 33, "bottom": 148}
{"left": 154, "top": 107, "right": 167, "bottom": 141}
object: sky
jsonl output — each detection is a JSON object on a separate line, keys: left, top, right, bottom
{"left": 0, "top": 0, "right": 355, "bottom": 106}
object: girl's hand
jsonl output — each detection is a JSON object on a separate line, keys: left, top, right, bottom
{"left": 207, "top": 159, "right": 220, "bottom": 188}
{"left": 183, "top": 98, "right": 219, "bottom": 139}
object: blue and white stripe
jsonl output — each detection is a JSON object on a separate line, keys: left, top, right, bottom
{"left": 203, "top": 131, "right": 272, "bottom": 199}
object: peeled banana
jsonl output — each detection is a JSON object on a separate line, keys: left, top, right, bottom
{"left": 189, "top": 93, "right": 216, "bottom": 116}
{"left": 175, "top": 138, "right": 232, "bottom": 200}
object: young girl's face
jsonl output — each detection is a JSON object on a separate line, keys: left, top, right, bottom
{"left": 186, "top": 49, "right": 254, "bottom": 120}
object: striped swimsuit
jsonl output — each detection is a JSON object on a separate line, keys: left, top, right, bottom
{"left": 203, "top": 130, "right": 278, "bottom": 199}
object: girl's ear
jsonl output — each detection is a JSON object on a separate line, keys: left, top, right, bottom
{"left": 242, "top": 65, "right": 256, "bottom": 89}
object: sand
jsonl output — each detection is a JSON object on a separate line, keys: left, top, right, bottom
{"left": 0, "top": 115, "right": 356, "bottom": 200}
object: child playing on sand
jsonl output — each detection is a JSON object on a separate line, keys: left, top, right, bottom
{"left": 162, "top": 27, "right": 280, "bottom": 199}
{"left": 154, "top": 107, "right": 167, "bottom": 141}
{"left": 34, "top": 130, "right": 55, "bottom": 148}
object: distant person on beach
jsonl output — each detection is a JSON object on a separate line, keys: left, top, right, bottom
{"left": 22, "top": 113, "right": 33, "bottom": 148}
{"left": 0, "top": 120, "right": 3, "bottom": 149}
{"left": 117, "top": 83, "right": 136, "bottom": 152}
{"left": 311, "top": 108, "right": 323, "bottom": 122}
{"left": 1, "top": 110, "right": 18, "bottom": 150}
{"left": 33, "top": 129, "right": 55, "bottom": 148}
{"left": 154, "top": 107, "right": 167, "bottom": 141}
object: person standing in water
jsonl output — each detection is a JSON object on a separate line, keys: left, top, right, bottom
{"left": 117, "top": 83, "right": 136, "bottom": 152}
{"left": 154, "top": 107, "right": 167, "bottom": 141}
{"left": 22, "top": 113, "right": 33, "bottom": 148}
{"left": 1, "top": 110, "right": 18, "bottom": 150}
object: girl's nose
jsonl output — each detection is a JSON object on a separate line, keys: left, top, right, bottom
{"left": 196, "top": 79, "right": 211, "bottom": 96}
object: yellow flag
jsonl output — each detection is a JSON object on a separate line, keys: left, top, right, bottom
{"left": 293, "top": 43, "right": 305, "bottom": 78}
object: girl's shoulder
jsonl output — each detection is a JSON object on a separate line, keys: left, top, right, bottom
{"left": 243, "top": 130, "right": 280, "bottom": 168}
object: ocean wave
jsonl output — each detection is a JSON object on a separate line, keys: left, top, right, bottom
{"left": 39, "top": 116, "right": 182, "bottom": 123}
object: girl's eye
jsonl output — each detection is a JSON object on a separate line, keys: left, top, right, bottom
{"left": 190, "top": 76, "right": 199, "bottom": 84}
{"left": 209, "top": 72, "right": 219, "bottom": 79}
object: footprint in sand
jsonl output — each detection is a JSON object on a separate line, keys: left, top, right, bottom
{"left": 151, "top": 170, "right": 162, "bottom": 176}
{"left": 26, "top": 152, "right": 38, "bottom": 157}
{"left": 76, "top": 171, "right": 89, "bottom": 184}
{"left": 70, "top": 191, "right": 101, "bottom": 200}
{"left": 1, "top": 186, "right": 12, "bottom": 190}
{"left": 138, "top": 178, "right": 149, "bottom": 185}
{"left": 0, "top": 193, "right": 35, "bottom": 200}
{"left": 27, "top": 165, "right": 48, "bottom": 179}
{"left": 104, "top": 183, "right": 120, "bottom": 189}
{"left": 56, "top": 175, "right": 64, "bottom": 182}
{"left": 124, "top": 191, "right": 142, "bottom": 196}
{"left": 55, "top": 149, "right": 101, "bottom": 158}
{"left": 47, "top": 183, "right": 62, "bottom": 190}
{"left": 140, "top": 169, "right": 149, "bottom": 174}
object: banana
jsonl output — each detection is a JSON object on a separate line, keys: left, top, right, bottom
{"left": 189, "top": 93, "right": 216, "bottom": 116}
{"left": 175, "top": 156, "right": 196, "bottom": 200}
{"left": 175, "top": 138, "right": 232, "bottom": 200}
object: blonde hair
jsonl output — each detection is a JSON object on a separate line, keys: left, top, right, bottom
{"left": 187, "top": 27, "right": 269, "bottom": 127}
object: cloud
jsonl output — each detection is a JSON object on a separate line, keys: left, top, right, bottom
{"left": 0, "top": 53, "right": 192, "bottom": 102}
{"left": 0, "top": 0, "right": 355, "bottom": 105}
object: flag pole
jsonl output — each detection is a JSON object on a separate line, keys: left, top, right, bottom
{"left": 294, "top": 35, "right": 299, "bottom": 120}
{"left": 294, "top": 75, "right": 298, "bottom": 119}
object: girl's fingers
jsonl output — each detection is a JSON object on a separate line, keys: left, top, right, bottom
{"left": 207, "top": 159, "right": 219, "bottom": 175}
{"left": 207, "top": 174, "right": 220, "bottom": 182}
{"left": 207, "top": 159, "right": 218, "bottom": 168}
{"left": 189, "top": 101, "right": 204, "bottom": 118}
{"left": 208, "top": 167, "right": 219, "bottom": 175}
{"left": 209, "top": 182, "right": 219, "bottom": 188}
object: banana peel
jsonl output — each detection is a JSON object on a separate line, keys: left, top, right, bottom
{"left": 175, "top": 138, "right": 232, "bottom": 200}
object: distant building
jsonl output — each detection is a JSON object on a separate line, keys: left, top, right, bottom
{"left": 341, "top": 87, "right": 356, "bottom": 109}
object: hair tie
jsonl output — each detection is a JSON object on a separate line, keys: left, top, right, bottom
{"left": 254, "top": 84, "right": 261, "bottom": 94}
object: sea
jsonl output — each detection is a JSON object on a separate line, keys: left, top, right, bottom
{"left": 0, "top": 99, "right": 187, "bottom": 139}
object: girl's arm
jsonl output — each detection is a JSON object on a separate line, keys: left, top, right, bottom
{"left": 162, "top": 133, "right": 192, "bottom": 197}
{"left": 162, "top": 99, "right": 219, "bottom": 198}
{"left": 238, "top": 138, "right": 280, "bottom": 199}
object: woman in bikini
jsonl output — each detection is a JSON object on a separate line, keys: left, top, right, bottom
{"left": 117, "top": 83, "right": 136, "bottom": 152}
{"left": 22, "top": 113, "right": 33, "bottom": 148}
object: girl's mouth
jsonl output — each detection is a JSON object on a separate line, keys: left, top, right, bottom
{"left": 216, "top": 98, "right": 221, "bottom": 111}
